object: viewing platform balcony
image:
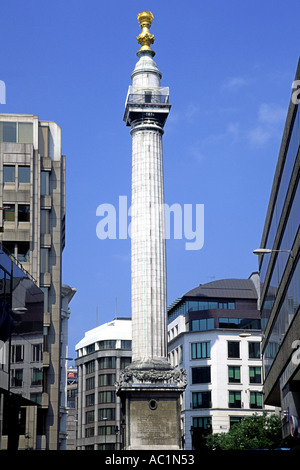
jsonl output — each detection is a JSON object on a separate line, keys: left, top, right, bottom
{"left": 124, "top": 86, "right": 171, "bottom": 127}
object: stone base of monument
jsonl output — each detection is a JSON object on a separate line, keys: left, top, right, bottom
{"left": 116, "top": 360, "right": 187, "bottom": 450}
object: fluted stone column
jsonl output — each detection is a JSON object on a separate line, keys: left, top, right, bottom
{"left": 116, "top": 12, "right": 186, "bottom": 450}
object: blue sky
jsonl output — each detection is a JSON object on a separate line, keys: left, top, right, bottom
{"left": 1, "top": 0, "right": 299, "bottom": 360}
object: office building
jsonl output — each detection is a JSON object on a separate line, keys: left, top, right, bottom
{"left": 0, "top": 114, "right": 75, "bottom": 449}
{"left": 0, "top": 247, "right": 44, "bottom": 450}
{"left": 75, "top": 318, "right": 132, "bottom": 450}
{"left": 167, "top": 274, "right": 277, "bottom": 450}
{"left": 256, "top": 59, "right": 300, "bottom": 442}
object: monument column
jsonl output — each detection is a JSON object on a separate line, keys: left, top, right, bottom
{"left": 116, "top": 11, "right": 186, "bottom": 450}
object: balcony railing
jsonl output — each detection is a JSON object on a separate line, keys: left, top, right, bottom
{"left": 125, "top": 86, "right": 170, "bottom": 106}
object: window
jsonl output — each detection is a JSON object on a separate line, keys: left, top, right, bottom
{"left": 98, "top": 340, "right": 116, "bottom": 350}
{"left": 230, "top": 416, "right": 243, "bottom": 429}
{"left": 31, "top": 368, "right": 43, "bottom": 386}
{"left": 11, "top": 369, "right": 23, "bottom": 387}
{"left": 250, "top": 391, "right": 263, "bottom": 409}
{"left": 219, "top": 318, "right": 261, "bottom": 329}
{"left": 98, "top": 390, "right": 115, "bottom": 404}
{"left": 86, "top": 360, "right": 95, "bottom": 374}
{"left": 192, "top": 366, "right": 211, "bottom": 384}
{"left": 86, "top": 393, "right": 95, "bottom": 407}
{"left": 228, "top": 341, "right": 240, "bottom": 358}
{"left": 1, "top": 122, "right": 17, "bottom": 142}
{"left": 85, "top": 428, "right": 94, "bottom": 438}
{"left": 0, "top": 122, "right": 33, "bottom": 143}
{"left": 86, "top": 410, "right": 94, "bottom": 424}
{"left": 3, "top": 204, "right": 15, "bottom": 222}
{"left": 3, "top": 165, "right": 15, "bottom": 183}
{"left": 98, "top": 425, "right": 116, "bottom": 436}
{"left": 40, "top": 248, "right": 49, "bottom": 273}
{"left": 249, "top": 366, "right": 262, "bottom": 384}
{"left": 99, "top": 357, "right": 116, "bottom": 369}
{"left": 99, "top": 408, "right": 115, "bottom": 421}
{"left": 228, "top": 366, "right": 241, "bottom": 383}
{"left": 86, "top": 343, "right": 95, "bottom": 354}
{"left": 11, "top": 344, "right": 24, "bottom": 363}
{"left": 192, "top": 416, "right": 212, "bottom": 430}
{"left": 41, "top": 171, "right": 50, "bottom": 196}
{"left": 191, "top": 341, "right": 210, "bottom": 359}
{"left": 229, "top": 391, "right": 241, "bottom": 408}
{"left": 18, "top": 165, "right": 30, "bottom": 183}
{"left": 41, "top": 210, "right": 49, "bottom": 233}
{"left": 32, "top": 343, "right": 43, "bottom": 362}
{"left": 191, "top": 318, "right": 214, "bottom": 331}
{"left": 99, "top": 374, "right": 116, "bottom": 386}
{"left": 121, "top": 340, "right": 132, "bottom": 350}
{"left": 18, "top": 204, "right": 30, "bottom": 222}
{"left": 86, "top": 376, "right": 95, "bottom": 390}
{"left": 249, "top": 342, "right": 260, "bottom": 359}
{"left": 18, "top": 123, "right": 33, "bottom": 143}
{"left": 120, "top": 357, "right": 131, "bottom": 369}
{"left": 17, "top": 242, "right": 30, "bottom": 262}
{"left": 192, "top": 391, "right": 211, "bottom": 409}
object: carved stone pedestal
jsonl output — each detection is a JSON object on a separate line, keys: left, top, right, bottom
{"left": 116, "top": 361, "right": 187, "bottom": 450}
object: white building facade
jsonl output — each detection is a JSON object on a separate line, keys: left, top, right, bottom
{"left": 75, "top": 318, "right": 132, "bottom": 450}
{"left": 167, "top": 275, "right": 278, "bottom": 450}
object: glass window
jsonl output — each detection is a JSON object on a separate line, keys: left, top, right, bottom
{"left": 17, "top": 242, "right": 30, "bottom": 262}
{"left": 192, "top": 366, "right": 211, "bottom": 384}
{"left": 31, "top": 368, "right": 43, "bottom": 386}
{"left": 191, "top": 341, "right": 210, "bottom": 359}
{"left": 120, "top": 357, "right": 131, "bottom": 369}
{"left": 18, "top": 165, "right": 30, "bottom": 183}
{"left": 40, "top": 210, "right": 49, "bottom": 233}
{"left": 86, "top": 393, "right": 95, "bottom": 407}
{"left": 86, "top": 410, "right": 94, "bottom": 424}
{"left": 99, "top": 408, "right": 115, "bottom": 421}
{"left": 98, "top": 356, "right": 116, "bottom": 369}
{"left": 41, "top": 171, "right": 50, "bottom": 196}
{"left": 86, "top": 360, "right": 95, "bottom": 374}
{"left": 3, "top": 165, "right": 15, "bottom": 183}
{"left": 3, "top": 204, "right": 15, "bottom": 222}
{"left": 1, "top": 122, "right": 17, "bottom": 142}
{"left": 98, "top": 390, "right": 115, "bottom": 404}
{"left": 229, "top": 391, "right": 241, "bottom": 408}
{"left": 40, "top": 248, "right": 49, "bottom": 273}
{"left": 192, "top": 391, "right": 211, "bottom": 409}
{"left": 18, "top": 123, "right": 33, "bottom": 143}
{"left": 228, "top": 341, "right": 240, "bottom": 358}
{"left": 121, "top": 340, "right": 132, "bottom": 349}
{"left": 86, "top": 377, "right": 95, "bottom": 390}
{"left": 98, "top": 340, "right": 116, "bottom": 350}
{"left": 249, "top": 342, "right": 260, "bottom": 359}
{"left": 249, "top": 366, "right": 262, "bottom": 384}
{"left": 99, "top": 374, "right": 116, "bottom": 386}
{"left": 250, "top": 391, "right": 263, "bottom": 408}
{"left": 228, "top": 366, "right": 241, "bottom": 383}
{"left": 18, "top": 204, "right": 30, "bottom": 222}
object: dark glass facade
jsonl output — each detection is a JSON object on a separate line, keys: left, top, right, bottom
{"left": 0, "top": 247, "right": 44, "bottom": 449}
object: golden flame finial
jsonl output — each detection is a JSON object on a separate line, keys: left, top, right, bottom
{"left": 136, "top": 11, "right": 155, "bottom": 56}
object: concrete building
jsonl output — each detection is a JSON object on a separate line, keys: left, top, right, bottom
{"left": 0, "top": 114, "right": 75, "bottom": 449}
{"left": 0, "top": 247, "right": 44, "bottom": 450}
{"left": 116, "top": 11, "right": 186, "bottom": 450}
{"left": 256, "top": 58, "right": 300, "bottom": 444}
{"left": 75, "top": 318, "right": 132, "bottom": 450}
{"left": 167, "top": 274, "right": 277, "bottom": 450}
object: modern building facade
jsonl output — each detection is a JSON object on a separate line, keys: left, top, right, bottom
{"left": 0, "top": 114, "right": 75, "bottom": 449}
{"left": 0, "top": 247, "right": 44, "bottom": 450}
{"left": 75, "top": 318, "right": 132, "bottom": 450}
{"left": 256, "top": 59, "right": 300, "bottom": 442}
{"left": 167, "top": 274, "right": 277, "bottom": 450}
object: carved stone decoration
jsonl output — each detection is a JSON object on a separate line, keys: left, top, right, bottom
{"left": 116, "top": 365, "right": 187, "bottom": 389}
